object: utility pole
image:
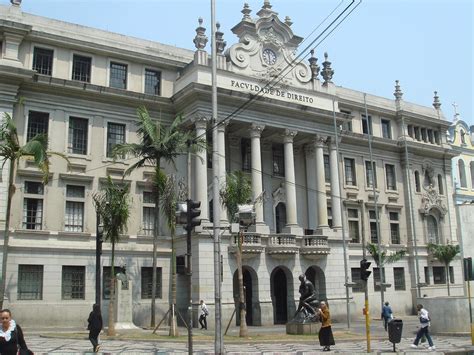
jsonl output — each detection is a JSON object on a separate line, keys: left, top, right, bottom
{"left": 359, "top": 200, "right": 371, "bottom": 353}
{"left": 95, "top": 209, "right": 103, "bottom": 309}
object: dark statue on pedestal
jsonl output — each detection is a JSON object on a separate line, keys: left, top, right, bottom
{"left": 292, "top": 274, "right": 320, "bottom": 323}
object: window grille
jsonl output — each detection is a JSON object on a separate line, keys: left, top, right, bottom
{"left": 106, "top": 122, "right": 125, "bottom": 157}
{"left": 362, "top": 115, "right": 372, "bottom": 135}
{"left": 350, "top": 268, "right": 364, "bottom": 293}
{"left": 110, "top": 62, "right": 127, "bottom": 89}
{"left": 365, "top": 161, "right": 377, "bottom": 188}
{"left": 144, "top": 69, "right": 161, "bottom": 95}
{"left": 369, "top": 210, "right": 379, "bottom": 244}
{"left": 433, "top": 266, "right": 445, "bottom": 284}
{"left": 72, "top": 55, "right": 91, "bottom": 82}
{"left": 373, "top": 267, "right": 385, "bottom": 292}
{"left": 393, "top": 267, "right": 406, "bottom": 290}
{"left": 348, "top": 208, "right": 360, "bottom": 243}
{"left": 27, "top": 111, "right": 49, "bottom": 142}
{"left": 18, "top": 265, "right": 43, "bottom": 300}
{"left": 62, "top": 266, "right": 85, "bottom": 299}
{"left": 32, "top": 47, "right": 53, "bottom": 75}
{"left": 142, "top": 207, "right": 154, "bottom": 236}
{"left": 381, "top": 119, "right": 392, "bottom": 139}
{"left": 344, "top": 158, "right": 356, "bottom": 186}
{"left": 390, "top": 212, "right": 400, "bottom": 244}
{"left": 68, "top": 117, "right": 88, "bottom": 155}
{"left": 385, "top": 164, "right": 397, "bottom": 190}
{"left": 102, "top": 266, "right": 125, "bottom": 299}
{"left": 23, "top": 181, "right": 44, "bottom": 230}
{"left": 141, "top": 267, "right": 162, "bottom": 299}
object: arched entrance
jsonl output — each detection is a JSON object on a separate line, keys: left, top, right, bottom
{"left": 232, "top": 267, "right": 259, "bottom": 326}
{"left": 305, "top": 266, "right": 327, "bottom": 301}
{"left": 271, "top": 267, "right": 292, "bottom": 324}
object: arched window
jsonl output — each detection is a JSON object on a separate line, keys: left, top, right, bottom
{"left": 275, "top": 202, "right": 287, "bottom": 234}
{"left": 459, "top": 160, "right": 467, "bottom": 187}
{"left": 461, "top": 130, "right": 466, "bottom": 144}
{"left": 423, "top": 171, "right": 431, "bottom": 187}
{"left": 437, "top": 174, "right": 444, "bottom": 195}
{"left": 471, "top": 162, "right": 474, "bottom": 189}
{"left": 414, "top": 171, "right": 421, "bottom": 192}
{"left": 427, "top": 215, "right": 439, "bottom": 244}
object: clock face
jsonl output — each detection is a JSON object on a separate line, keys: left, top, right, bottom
{"left": 262, "top": 48, "right": 277, "bottom": 65}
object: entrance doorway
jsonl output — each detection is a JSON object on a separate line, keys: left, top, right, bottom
{"left": 271, "top": 267, "right": 288, "bottom": 324}
{"left": 233, "top": 267, "right": 258, "bottom": 326}
{"left": 305, "top": 266, "right": 327, "bottom": 301}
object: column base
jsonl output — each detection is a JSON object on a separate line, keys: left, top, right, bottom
{"left": 248, "top": 223, "right": 270, "bottom": 234}
{"left": 282, "top": 224, "right": 304, "bottom": 236}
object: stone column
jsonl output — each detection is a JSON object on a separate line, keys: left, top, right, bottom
{"left": 283, "top": 129, "right": 302, "bottom": 235}
{"left": 217, "top": 124, "right": 227, "bottom": 222}
{"left": 329, "top": 139, "right": 342, "bottom": 229}
{"left": 193, "top": 116, "right": 208, "bottom": 220}
{"left": 304, "top": 144, "right": 318, "bottom": 230}
{"left": 249, "top": 124, "right": 269, "bottom": 233}
{"left": 314, "top": 135, "right": 328, "bottom": 228}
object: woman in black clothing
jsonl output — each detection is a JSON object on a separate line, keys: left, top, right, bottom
{"left": 0, "top": 309, "right": 32, "bottom": 355}
{"left": 87, "top": 304, "right": 103, "bottom": 353}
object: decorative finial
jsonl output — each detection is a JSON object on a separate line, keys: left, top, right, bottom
{"left": 10, "top": 0, "right": 21, "bottom": 6}
{"left": 241, "top": 3, "right": 252, "bottom": 21}
{"left": 308, "top": 49, "right": 320, "bottom": 80}
{"left": 452, "top": 102, "right": 460, "bottom": 121}
{"left": 263, "top": 0, "right": 272, "bottom": 10}
{"left": 284, "top": 16, "right": 293, "bottom": 26}
{"left": 193, "top": 17, "right": 208, "bottom": 50}
{"left": 432, "top": 91, "right": 441, "bottom": 110}
{"left": 321, "top": 52, "right": 334, "bottom": 85}
{"left": 394, "top": 80, "right": 403, "bottom": 100}
{"left": 215, "top": 22, "right": 227, "bottom": 54}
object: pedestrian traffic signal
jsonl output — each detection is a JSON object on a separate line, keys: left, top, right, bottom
{"left": 186, "top": 199, "right": 201, "bottom": 231}
{"left": 464, "top": 257, "right": 473, "bottom": 281}
{"left": 360, "top": 258, "right": 372, "bottom": 281}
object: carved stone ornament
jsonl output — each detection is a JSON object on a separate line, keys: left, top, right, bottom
{"left": 215, "top": 22, "right": 227, "bottom": 54}
{"left": 321, "top": 52, "right": 334, "bottom": 84}
{"left": 250, "top": 123, "right": 265, "bottom": 138}
{"left": 422, "top": 161, "right": 435, "bottom": 185}
{"left": 193, "top": 18, "right": 208, "bottom": 50}
{"left": 272, "top": 183, "right": 286, "bottom": 205}
{"left": 283, "top": 129, "right": 298, "bottom": 143}
{"left": 419, "top": 184, "right": 447, "bottom": 217}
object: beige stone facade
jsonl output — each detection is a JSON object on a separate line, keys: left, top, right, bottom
{"left": 0, "top": 2, "right": 463, "bottom": 327}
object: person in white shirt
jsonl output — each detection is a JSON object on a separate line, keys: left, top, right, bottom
{"left": 199, "top": 300, "right": 209, "bottom": 330}
{"left": 411, "top": 304, "right": 435, "bottom": 351}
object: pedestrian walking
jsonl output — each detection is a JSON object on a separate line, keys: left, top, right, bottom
{"left": 410, "top": 304, "right": 436, "bottom": 351}
{"left": 199, "top": 300, "right": 209, "bottom": 330}
{"left": 381, "top": 301, "right": 393, "bottom": 331}
{"left": 318, "top": 301, "right": 335, "bottom": 351}
{"left": 87, "top": 304, "right": 103, "bottom": 353}
{"left": 0, "top": 308, "right": 33, "bottom": 355}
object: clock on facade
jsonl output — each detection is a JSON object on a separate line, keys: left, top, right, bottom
{"left": 262, "top": 48, "right": 277, "bottom": 65}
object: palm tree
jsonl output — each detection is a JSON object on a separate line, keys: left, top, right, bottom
{"left": 160, "top": 174, "right": 187, "bottom": 336}
{"left": 112, "top": 106, "right": 203, "bottom": 327}
{"left": 428, "top": 243, "right": 460, "bottom": 296}
{"left": 93, "top": 176, "right": 131, "bottom": 336}
{"left": 0, "top": 111, "right": 66, "bottom": 309}
{"left": 220, "top": 170, "right": 252, "bottom": 337}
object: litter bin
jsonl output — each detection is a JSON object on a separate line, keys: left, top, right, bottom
{"left": 387, "top": 319, "right": 403, "bottom": 352}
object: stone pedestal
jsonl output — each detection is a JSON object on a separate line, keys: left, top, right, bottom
{"left": 286, "top": 321, "right": 320, "bottom": 335}
{"left": 114, "top": 280, "right": 139, "bottom": 330}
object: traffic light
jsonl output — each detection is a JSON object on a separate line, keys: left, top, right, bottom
{"left": 360, "top": 258, "right": 372, "bottom": 281}
{"left": 186, "top": 199, "right": 201, "bottom": 232}
{"left": 464, "top": 257, "right": 473, "bottom": 281}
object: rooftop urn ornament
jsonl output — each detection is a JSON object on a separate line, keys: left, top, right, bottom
{"left": 432, "top": 91, "right": 441, "bottom": 110}
{"left": 308, "top": 49, "right": 320, "bottom": 80}
{"left": 241, "top": 3, "right": 252, "bottom": 21}
{"left": 10, "top": 0, "right": 21, "bottom": 5}
{"left": 284, "top": 16, "right": 293, "bottom": 26}
{"left": 193, "top": 17, "right": 208, "bottom": 50}
{"left": 215, "top": 22, "right": 226, "bottom": 54}
{"left": 321, "top": 52, "right": 334, "bottom": 85}
{"left": 394, "top": 80, "right": 403, "bottom": 101}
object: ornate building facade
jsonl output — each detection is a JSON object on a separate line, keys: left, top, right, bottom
{"left": 0, "top": 1, "right": 463, "bottom": 326}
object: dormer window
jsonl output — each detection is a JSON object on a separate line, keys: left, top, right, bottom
{"left": 461, "top": 130, "right": 466, "bottom": 144}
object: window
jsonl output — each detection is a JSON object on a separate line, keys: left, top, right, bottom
{"left": 65, "top": 185, "right": 85, "bottom": 232}
{"left": 109, "top": 62, "right": 127, "bottom": 89}
{"left": 107, "top": 122, "right": 125, "bottom": 158}
{"left": 324, "top": 154, "right": 330, "bottom": 183}
{"left": 461, "top": 130, "right": 466, "bottom": 144}
{"left": 414, "top": 126, "right": 421, "bottom": 141}
{"left": 458, "top": 160, "right": 467, "bottom": 187}
{"left": 385, "top": 164, "right": 396, "bottom": 190}
{"left": 32, "top": 47, "right": 53, "bottom": 75}
{"left": 348, "top": 208, "right": 360, "bottom": 243}
{"left": 272, "top": 144, "right": 285, "bottom": 177}
{"left": 381, "top": 119, "right": 391, "bottom": 139}
{"left": 23, "top": 181, "right": 44, "bottom": 230}
{"left": 144, "top": 69, "right": 161, "bottom": 95}
{"left": 434, "top": 131, "right": 440, "bottom": 144}
{"left": 327, "top": 207, "right": 333, "bottom": 228}
{"left": 340, "top": 110, "right": 352, "bottom": 131}
{"left": 421, "top": 128, "right": 427, "bottom": 142}
{"left": 427, "top": 215, "right": 439, "bottom": 244}
{"left": 350, "top": 268, "right": 364, "bottom": 293}
{"left": 62, "top": 266, "right": 85, "bottom": 299}
{"left": 437, "top": 174, "right": 444, "bottom": 195}
{"left": 407, "top": 125, "right": 414, "bottom": 138}
{"left": 415, "top": 171, "right": 421, "bottom": 192}
{"left": 449, "top": 266, "right": 454, "bottom": 284}
{"left": 424, "top": 266, "right": 430, "bottom": 285}
{"left": 433, "top": 266, "right": 446, "bottom": 284}
{"left": 275, "top": 202, "right": 286, "bottom": 234}
{"left": 389, "top": 212, "right": 400, "bottom": 244}
{"left": 344, "top": 158, "right": 356, "bottom": 186}
{"left": 142, "top": 191, "right": 155, "bottom": 236}
{"left": 393, "top": 267, "right": 406, "bottom": 291}
{"left": 369, "top": 210, "right": 379, "bottom": 244}
{"left": 18, "top": 265, "right": 43, "bottom": 300}
{"left": 68, "top": 116, "right": 88, "bottom": 155}
{"left": 373, "top": 267, "right": 385, "bottom": 292}
{"left": 365, "top": 161, "right": 377, "bottom": 188}
{"left": 241, "top": 138, "right": 251, "bottom": 172}
{"left": 72, "top": 54, "right": 91, "bottom": 82}
{"left": 102, "top": 266, "right": 125, "bottom": 299}
{"left": 141, "top": 267, "right": 162, "bottom": 299}
{"left": 27, "top": 111, "right": 49, "bottom": 142}
{"left": 362, "top": 115, "right": 372, "bottom": 135}
{"left": 427, "top": 129, "right": 434, "bottom": 144}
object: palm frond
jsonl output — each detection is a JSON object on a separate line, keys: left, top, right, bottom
{"left": 220, "top": 171, "right": 252, "bottom": 223}
{"left": 428, "top": 243, "right": 460, "bottom": 265}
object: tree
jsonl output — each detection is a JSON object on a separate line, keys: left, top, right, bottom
{"left": 428, "top": 243, "right": 460, "bottom": 296}
{"left": 93, "top": 176, "right": 131, "bottom": 336}
{"left": 220, "top": 170, "right": 252, "bottom": 337}
{"left": 0, "top": 110, "right": 66, "bottom": 309}
{"left": 112, "top": 106, "right": 203, "bottom": 327}
{"left": 160, "top": 174, "right": 187, "bottom": 336}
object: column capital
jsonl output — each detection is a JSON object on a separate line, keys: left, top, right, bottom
{"left": 312, "top": 134, "right": 328, "bottom": 148}
{"left": 327, "top": 136, "right": 341, "bottom": 150}
{"left": 191, "top": 113, "right": 209, "bottom": 130}
{"left": 216, "top": 120, "right": 229, "bottom": 133}
{"left": 283, "top": 129, "right": 298, "bottom": 143}
{"left": 250, "top": 123, "right": 265, "bottom": 138}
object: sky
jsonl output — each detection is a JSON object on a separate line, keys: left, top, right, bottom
{"left": 6, "top": 0, "right": 473, "bottom": 125}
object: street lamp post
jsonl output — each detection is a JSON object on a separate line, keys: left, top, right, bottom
{"left": 95, "top": 210, "right": 104, "bottom": 308}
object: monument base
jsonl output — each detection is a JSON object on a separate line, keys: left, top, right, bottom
{"left": 286, "top": 321, "right": 320, "bottom": 335}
